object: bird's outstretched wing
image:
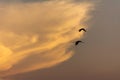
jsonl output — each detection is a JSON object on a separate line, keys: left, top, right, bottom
{"left": 79, "top": 28, "right": 86, "bottom": 32}
{"left": 75, "top": 41, "right": 83, "bottom": 45}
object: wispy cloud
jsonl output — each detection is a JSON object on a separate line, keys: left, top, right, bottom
{"left": 0, "top": 0, "right": 94, "bottom": 77}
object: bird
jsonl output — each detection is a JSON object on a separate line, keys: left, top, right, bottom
{"left": 79, "top": 28, "right": 86, "bottom": 32}
{"left": 75, "top": 40, "right": 84, "bottom": 46}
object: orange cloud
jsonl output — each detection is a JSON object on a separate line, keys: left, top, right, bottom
{"left": 0, "top": 1, "right": 94, "bottom": 77}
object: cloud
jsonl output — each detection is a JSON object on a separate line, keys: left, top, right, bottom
{"left": 0, "top": 0, "right": 94, "bottom": 77}
{"left": 0, "top": 0, "right": 49, "bottom": 3}
{"left": 0, "top": 0, "right": 95, "bottom": 3}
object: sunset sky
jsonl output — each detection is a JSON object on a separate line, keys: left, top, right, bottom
{"left": 0, "top": 0, "right": 120, "bottom": 80}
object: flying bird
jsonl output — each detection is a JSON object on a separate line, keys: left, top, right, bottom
{"left": 79, "top": 28, "right": 86, "bottom": 32}
{"left": 75, "top": 40, "right": 84, "bottom": 46}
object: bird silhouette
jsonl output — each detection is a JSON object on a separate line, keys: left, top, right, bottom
{"left": 75, "top": 40, "right": 84, "bottom": 46}
{"left": 79, "top": 28, "right": 86, "bottom": 32}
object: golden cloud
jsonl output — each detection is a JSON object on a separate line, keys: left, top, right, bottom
{"left": 0, "top": 1, "right": 94, "bottom": 77}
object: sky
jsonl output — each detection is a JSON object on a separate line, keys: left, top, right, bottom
{"left": 0, "top": 0, "right": 120, "bottom": 80}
